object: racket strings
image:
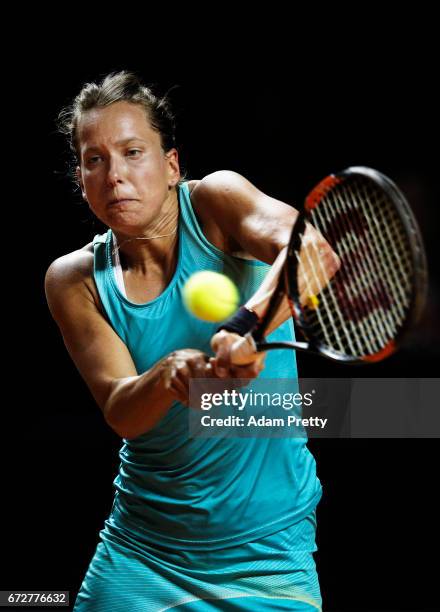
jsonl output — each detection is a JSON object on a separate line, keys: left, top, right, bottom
{"left": 299, "top": 177, "right": 413, "bottom": 358}
{"left": 326, "top": 184, "right": 407, "bottom": 351}
{"left": 311, "top": 201, "right": 386, "bottom": 355}
{"left": 356, "top": 181, "right": 414, "bottom": 332}
{"left": 298, "top": 228, "right": 368, "bottom": 356}
{"left": 294, "top": 240, "right": 353, "bottom": 354}
{"left": 309, "top": 192, "right": 391, "bottom": 356}
{"left": 361, "top": 182, "right": 412, "bottom": 304}
{"left": 316, "top": 193, "right": 390, "bottom": 349}
{"left": 329, "top": 186, "right": 397, "bottom": 341}
{"left": 333, "top": 180, "right": 410, "bottom": 350}
{"left": 354, "top": 181, "right": 411, "bottom": 313}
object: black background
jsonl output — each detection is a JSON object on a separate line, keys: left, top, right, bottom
{"left": 2, "top": 17, "right": 439, "bottom": 612}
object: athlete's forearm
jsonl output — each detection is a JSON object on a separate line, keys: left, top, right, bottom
{"left": 245, "top": 246, "right": 291, "bottom": 337}
{"left": 103, "top": 360, "right": 175, "bottom": 439}
{"left": 245, "top": 224, "right": 340, "bottom": 338}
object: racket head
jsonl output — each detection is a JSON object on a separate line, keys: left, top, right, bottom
{"left": 285, "top": 167, "right": 428, "bottom": 364}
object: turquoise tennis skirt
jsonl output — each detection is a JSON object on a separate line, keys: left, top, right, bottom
{"left": 73, "top": 511, "right": 322, "bottom": 611}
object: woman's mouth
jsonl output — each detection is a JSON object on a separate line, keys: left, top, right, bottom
{"left": 109, "top": 198, "right": 137, "bottom": 206}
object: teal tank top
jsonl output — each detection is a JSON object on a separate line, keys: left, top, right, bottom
{"left": 93, "top": 182, "right": 322, "bottom": 550}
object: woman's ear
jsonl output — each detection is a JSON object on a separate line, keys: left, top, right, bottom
{"left": 76, "top": 166, "right": 87, "bottom": 200}
{"left": 165, "top": 149, "right": 180, "bottom": 188}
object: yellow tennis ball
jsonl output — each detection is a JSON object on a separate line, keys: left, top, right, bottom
{"left": 183, "top": 271, "right": 240, "bottom": 322}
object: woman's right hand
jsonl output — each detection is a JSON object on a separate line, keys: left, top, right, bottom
{"left": 162, "top": 349, "right": 214, "bottom": 405}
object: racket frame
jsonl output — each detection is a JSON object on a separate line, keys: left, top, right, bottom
{"left": 253, "top": 166, "right": 428, "bottom": 364}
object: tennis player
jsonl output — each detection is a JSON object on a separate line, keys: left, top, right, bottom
{"left": 46, "top": 71, "right": 337, "bottom": 611}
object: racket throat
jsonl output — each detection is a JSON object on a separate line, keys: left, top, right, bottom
{"left": 256, "top": 340, "right": 311, "bottom": 353}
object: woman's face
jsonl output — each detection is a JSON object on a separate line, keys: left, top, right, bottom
{"left": 76, "top": 101, "right": 180, "bottom": 233}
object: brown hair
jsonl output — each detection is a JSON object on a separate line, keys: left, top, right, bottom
{"left": 58, "top": 71, "right": 178, "bottom": 159}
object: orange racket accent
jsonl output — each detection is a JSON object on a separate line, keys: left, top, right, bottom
{"left": 305, "top": 175, "right": 342, "bottom": 211}
{"left": 362, "top": 341, "right": 396, "bottom": 363}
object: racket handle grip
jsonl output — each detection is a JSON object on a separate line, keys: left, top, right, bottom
{"left": 230, "top": 334, "right": 259, "bottom": 366}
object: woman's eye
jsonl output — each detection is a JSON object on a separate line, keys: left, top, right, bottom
{"left": 88, "top": 156, "right": 102, "bottom": 164}
{"left": 127, "top": 149, "right": 142, "bottom": 158}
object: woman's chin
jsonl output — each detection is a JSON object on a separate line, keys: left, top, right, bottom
{"left": 105, "top": 211, "right": 153, "bottom": 234}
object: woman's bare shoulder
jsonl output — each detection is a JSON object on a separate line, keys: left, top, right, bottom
{"left": 45, "top": 239, "right": 106, "bottom": 318}
{"left": 187, "top": 179, "right": 200, "bottom": 194}
{"left": 46, "top": 241, "right": 95, "bottom": 285}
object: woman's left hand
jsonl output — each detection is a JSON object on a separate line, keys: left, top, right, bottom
{"left": 210, "top": 330, "right": 266, "bottom": 379}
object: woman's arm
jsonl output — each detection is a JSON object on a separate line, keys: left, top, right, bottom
{"left": 45, "top": 251, "right": 262, "bottom": 438}
{"left": 192, "top": 171, "right": 339, "bottom": 372}
{"left": 45, "top": 253, "right": 211, "bottom": 439}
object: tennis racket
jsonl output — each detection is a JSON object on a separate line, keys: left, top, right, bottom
{"left": 233, "top": 166, "right": 428, "bottom": 365}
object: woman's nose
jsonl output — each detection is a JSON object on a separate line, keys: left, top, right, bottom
{"left": 106, "top": 156, "right": 125, "bottom": 187}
